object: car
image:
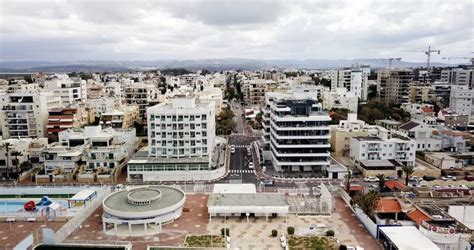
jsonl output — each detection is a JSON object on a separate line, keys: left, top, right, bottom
{"left": 364, "top": 176, "right": 379, "bottom": 182}
{"left": 369, "top": 184, "right": 378, "bottom": 189}
{"left": 248, "top": 162, "right": 254, "bottom": 169}
{"left": 230, "top": 145, "right": 236, "bottom": 153}
{"left": 247, "top": 147, "right": 251, "bottom": 156}
{"left": 459, "top": 184, "right": 468, "bottom": 189}
{"left": 261, "top": 179, "right": 274, "bottom": 186}
{"left": 423, "top": 176, "right": 436, "bottom": 181}
{"left": 409, "top": 176, "right": 419, "bottom": 182}
{"left": 442, "top": 175, "right": 457, "bottom": 181}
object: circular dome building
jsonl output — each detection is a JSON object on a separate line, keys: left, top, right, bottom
{"left": 102, "top": 185, "right": 185, "bottom": 236}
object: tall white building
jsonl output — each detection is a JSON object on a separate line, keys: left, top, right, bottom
{"left": 0, "top": 91, "right": 55, "bottom": 139}
{"left": 449, "top": 85, "right": 474, "bottom": 122}
{"left": 328, "top": 68, "right": 369, "bottom": 101}
{"left": 43, "top": 74, "right": 87, "bottom": 106}
{"left": 263, "top": 92, "right": 331, "bottom": 174}
{"left": 128, "top": 97, "right": 225, "bottom": 182}
{"left": 441, "top": 68, "right": 474, "bottom": 87}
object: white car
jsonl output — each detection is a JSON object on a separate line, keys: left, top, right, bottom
{"left": 248, "top": 162, "right": 254, "bottom": 169}
{"left": 364, "top": 176, "right": 379, "bottom": 182}
{"left": 230, "top": 145, "right": 236, "bottom": 153}
{"left": 441, "top": 175, "right": 457, "bottom": 181}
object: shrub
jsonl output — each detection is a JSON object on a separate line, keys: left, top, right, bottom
{"left": 271, "top": 229, "right": 278, "bottom": 237}
{"left": 326, "top": 229, "right": 335, "bottom": 237}
{"left": 339, "top": 245, "right": 347, "bottom": 250}
{"left": 287, "top": 226, "right": 295, "bottom": 235}
{"left": 220, "top": 228, "right": 230, "bottom": 236}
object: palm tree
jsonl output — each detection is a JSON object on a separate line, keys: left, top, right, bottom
{"left": 343, "top": 171, "right": 353, "bottom": 192}
{"left": 10, "top": 151, "right": 23, "bottom": 180}
{"left": 0, "top": 142, "right": 11, "bottom": 180}
{"left": 375, "top": 174, "right": 386, "bottom": 191}
{"left": 402, "top": 165, "right": 415, "bottom": 186}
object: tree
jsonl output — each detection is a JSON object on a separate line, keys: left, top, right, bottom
{"left": 402, "top": 165, "right": 415, "bottom": 186}
{"left": 0, "top": 142, "right": 11, "bottom": 180}
{"left": 354, "top": 190, "right": 380, "bottom": 217}
{"left": 343, "top": 171, "right": 353, "bottom": 192}
{"left": 19, "top": 161, "right": 32, "bottom": 173}
{"left": 10, "top": 151, "right": 23, "bottom": 180}
{"left": 271, "top": 229, "right": 278, "bottom": 237}
{"left": 326, "top": 229, "right": 335, "bottom": 236}
{"left": 287, "top": 226, "right": 295, "bottom": 235}
{"left": 376, "top": 174, "right": 386, "bottom": 191}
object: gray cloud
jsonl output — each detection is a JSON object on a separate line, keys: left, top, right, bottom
{"left": 0, "top": 0, "right": 472, "bottom": 62}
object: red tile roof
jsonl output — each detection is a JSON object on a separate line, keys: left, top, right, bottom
{"left": 385, "top": 180, "right": 408, "bottom": 190}
{"left": 421, "top": 107, "right": 433, "bottom": 113}
{"left": 349, "top": 185, "right": 364, "bottom": 191}
{"left": 407, "top": 208, "right": 431, "bottom": 225}
{"left": 376, "top": 198, "right": 401, "bottom": 213}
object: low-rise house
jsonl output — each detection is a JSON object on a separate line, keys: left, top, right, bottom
{"left": 349, "top": 135, "right": 416, "bottom": 177}
{"left": 438, "top": 108, "right": 469, "bottom": 129}
{"left": 100, "top": 105, "right": 140, "bottom": 129}
{"left": 397, "top": 121, "right": 442, "bottom": 151}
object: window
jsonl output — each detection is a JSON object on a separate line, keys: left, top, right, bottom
{"left": 190, "top": 115, "right": 195, "bottom": 121}
{"left": 202, "top": 114, "right": 207, "bottom": 120}
{"left": 202, "top": 123, "right": 207, "bottom": 129}
{"left": 190, "top": 124, "right": 195, "bottom": 129}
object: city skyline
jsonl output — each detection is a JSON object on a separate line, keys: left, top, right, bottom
{"left": 0, "top": 0, "right": 472, "bottom": 63}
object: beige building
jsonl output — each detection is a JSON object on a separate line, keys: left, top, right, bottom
{"left": 242, "top": 79, "right": 275, "bottom": 107}
{"left": 409, "top": 82, "right": 434, "bottom": 103}
{"left": 330, "top": 113, "right": 388, "bottom": 156}
{"left": 100, "top": 105, "right": 140, "bottom": 129}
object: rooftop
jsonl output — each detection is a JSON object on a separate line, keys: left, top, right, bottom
{"left": 379, "top": 226, "right": 440, "bottom": 250}
{"left": 208, "top": 193, "right": 289, "bottom": 207}
{"left": 103, "top": 185, "right": 185, "bottom": 213}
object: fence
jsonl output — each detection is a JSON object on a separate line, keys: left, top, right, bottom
{"left": 53, "top": 186, "right": 111, "bottom": 243}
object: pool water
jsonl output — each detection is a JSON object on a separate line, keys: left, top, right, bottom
{"left": 0, "top": 200, "right": 68, "bottom": 213}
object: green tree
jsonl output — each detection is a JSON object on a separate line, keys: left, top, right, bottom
{"left": 10, "top": 151, "right": 22, "bottom": 180}
{"left": 402, "top": 165, "right": 415, "bottom": 186}
{"left": 354, "top": 190, "right": 380, "bottom": 216}
{"left": 343, "top": 171, "right": 353, "bottom": 192}
{"left": 0, "top": 142, "right": 11, "bottom": 180}
{"left": 19, "top": 161, "right": 32, "bottom": 173}
{"left": 376, "top": 174, "right": 386, "bottom": 191}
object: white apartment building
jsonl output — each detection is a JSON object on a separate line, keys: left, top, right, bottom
{"left": 0, "top": 91, "right": 54, "bottom": 139}
{"left": 128, "top": 97, "right": 225, "bottom": 182}
{"left": 441, "top": 68, "right": 474, "bottom": 87}
{"left": 449, "top": 85, "right": 474, "bottom": 122}
{"left": 328, "top": 67, "right": 369, "bottom": 101}
{"left": 61, "top": 126, "right": 136, "bottom": 172}
{"left": 43, "top": 74, "right": 87, "bottom": 106}
{"left": 86, "top": 97, "right": 116, "bottom": 118}
{"left": 350, "top": 135, "right": 416, "bottom": 176}
{"left": 322, "top": 88, "right": 359, "bottom": 113}
{"left": 263, "top": 92, "right": 331, "bottom": 174}
{"left": 104, "top": 82, "right": 122, "bottom": 107}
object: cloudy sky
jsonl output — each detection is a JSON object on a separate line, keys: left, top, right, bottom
{"left": 0, "top": 0, "right": 472, "bottom": 62}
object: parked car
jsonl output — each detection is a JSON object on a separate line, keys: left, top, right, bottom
{"left": 423, "top": 176, "right": 436, "bottom": 181}
{"left": 230, "top": 145, "right": 236, "bottom": 153}
{"left": 248, "top": 162, "right": 254, "bottom": 169}
{"left": 442, "top": 175, "right": 457, "bottom": 181}
{"left": 261, "top": 179, "right": 274, "bottom": 186}
{"left": 364, "top": 176, "right": 379, "bottom": 182}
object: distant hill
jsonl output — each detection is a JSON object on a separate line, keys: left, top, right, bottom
{"left": 0, "top": 58, "right": 451, "bottom": 73}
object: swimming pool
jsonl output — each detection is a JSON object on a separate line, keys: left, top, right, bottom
{"left": 0, "top": 200, "right": 69, "bottom": 213}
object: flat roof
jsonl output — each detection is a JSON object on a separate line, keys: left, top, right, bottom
{"left": 208, "top": 193, "right": 289, "bottom": 207}
{"left": 380, "top": 226, "right": 439, "bottom": 250}
{"left": 213, "top": 184, "right": 256, "bottom": 194}
{"left": 352, "top": 136, "right": 383, "bottom": 141}
{"left": 360, "top": 159, "right": 401, "bottom": 168}
{"left": 103, "top": 186, "right": 185, "bottom": 213}
{"left": 70, "top": 189, "right": 96, "bottom": 201}
{"left": 128, "top": 148, "right": 209, "bottom": 164}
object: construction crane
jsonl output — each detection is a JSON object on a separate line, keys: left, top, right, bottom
{"left": 423, "top": 46, "right": 441, "bottom": 69}
{"left": 381, "top": 57, "right": 402, "bottom": 69}
{"left": 442, "top": 57, "right": 473, "bottom": 65}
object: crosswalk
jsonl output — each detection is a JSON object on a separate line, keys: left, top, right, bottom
{"left": 229, "top": 169, "right": 255, "bottom": 174}
{"left": 232, "top": 145, "right": 249, "bottom": 148}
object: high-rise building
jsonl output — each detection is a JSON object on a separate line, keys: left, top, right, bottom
{"left": 0, "top": 91, "right": 54, "bottom": 139}
{"left": 377, "top": 69, "right": 414, "bottom": 104}
{"left": 127, "top": 97, "right": 225, "bottom": 182}
{"left": 441, "top": 68, "right": 474, "bottom": 87}
{"left": 263, "top": 92, "right": 331, "bottom": 174}
{"left": 449, "top": 85, "right": 474, "bottom": 123}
